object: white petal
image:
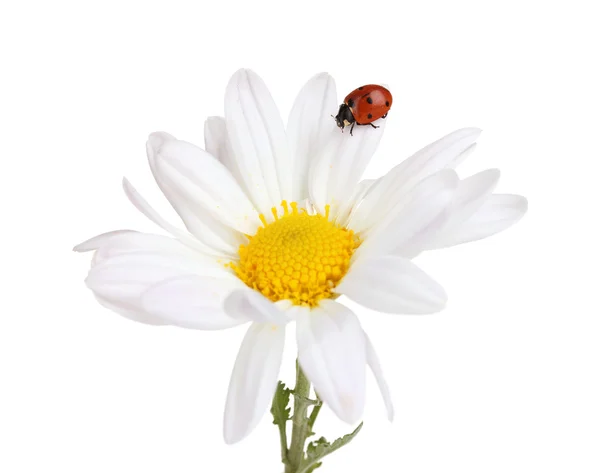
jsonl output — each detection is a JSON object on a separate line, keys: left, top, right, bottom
{"left": 364, "top": 331, "right": 394, "bottom": 421}
{"left": 224, "top": 290, "right": 291, "bottom": 325}
{"left": 122, "top": 176, "right": 184, "bottom": 236}
{"left": 90, "top": 232, "right": 211, "bottom": 267}
{"left": 353, "top": 178, "right": 377, "bottom": 200}
{"left": 147, "top": 132, "right": 245, "bottom": 256}
{"left": 337, "top": 256, "right": 447, "bottom": 314}
{"left": 284, "top": 304, "right": 311, "bottom": 322}
{"left": 355, "top": 170, "right": 458, "bottom": 258}
{"left": 225, "top": 69, "right": 291, "bottom": 215}
{"left": 398, "top": 127, "right": 482, "bottom": 181}
{"left": 296, "top": 300, "right": 366, "bottom": 424}
{"left": 85, "top": 245, "right": 234, "bottom": 326}
{"left": 287, "top": 72, "right": 338, "bottom": 202}
{"left": 349, "top": 128, "right": 480, "bottom": 231}
{"left": 309, "top": 118, "right": 387, "bottom": 221}
{"left": 87, "top": 252, "right": 230, "bottom": 290}
{"left": 446, "top": 169, "right": 501, "bottom": 226}
{"left": 307, "top": 144, "right": 330, "bottom": 216}
{"left": 204, "top": 117, "right": 230, "bottom": 166}
{"left": 73, "top": 230, "right": 137, "bottom": 252}
{"left": 94, "top": 293, "right": 166, "bottom": 326}
{"left": 122, "top": 177, "right": 208, "bottom": 253}
{"left": 204, "top": 117, "right": 249, "bottom": 194}
{"left": 429, "top": 194, "right": 528, "bottom": 249}
{"left": 140, "top": 275, "right": 244, "bottom": 330}
{"left": 223, "top": 322, "right": 285, "bottom": 444}
{"left": 342, "top": 178, "right": 377, "bottom": 227}
{"left": 152, "top": 138, "right": 261, "bottom": 234}
{"left": 389, "top": 169, "right": 501, "bottom": 259}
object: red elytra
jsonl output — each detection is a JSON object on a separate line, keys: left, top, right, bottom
{"left": 334, "top": 84, "right": 393, "bottom": 135}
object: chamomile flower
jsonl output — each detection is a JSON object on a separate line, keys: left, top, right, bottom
{"left": 75, "top": 69, "right": 527, "bottom": 444}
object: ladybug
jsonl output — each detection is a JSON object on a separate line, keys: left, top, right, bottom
{"left": 334, "top": 84, "right": 393, "bottom": 135}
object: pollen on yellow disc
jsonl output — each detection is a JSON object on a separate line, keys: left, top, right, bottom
{"left": 230, "top": 201, "right": 361, "bottom": 307}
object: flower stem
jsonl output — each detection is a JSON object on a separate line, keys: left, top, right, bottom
{"left": 286, "top": 361, "right": 313, "bottom": 473}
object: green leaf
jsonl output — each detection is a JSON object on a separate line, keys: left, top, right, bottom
{"left": 306, "top": 436, "right": 329, "bottom": 456}
{"left": 300, "top": 423, "right": 364, "bottom": 473}
{"left": 305, "top": 462, "right": 323, "bottom": 473}
{"left": 271, "top": 381, "right": 292, "bottom": 426}
{"left": 271, "top": 381, "right": 293, "bottom": 466}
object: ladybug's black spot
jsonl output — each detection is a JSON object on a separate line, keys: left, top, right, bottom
{"left": 367, "top": 113, "right": 373, "bottom": 119}
{"left": 366, "top": 97, "right": 373, "bottom": 104}
{"left": 347, "top": 98, "right": 354, "bottom": 108}
{"left": 358, "top": 86, "right": 364, "bottom": 90}
{"left": 386, "top": 101, "right": 390, "bottom": 107}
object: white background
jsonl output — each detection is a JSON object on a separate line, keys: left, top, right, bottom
{"left": 1, "top": 1, "right": 599, "bottom": 472}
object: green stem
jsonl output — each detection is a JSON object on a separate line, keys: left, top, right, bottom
{"left": 286, "top": 361, "right": 313, "bottom": 473}
{"left": 274, "top": 362, "right": 362, "bottom": 472}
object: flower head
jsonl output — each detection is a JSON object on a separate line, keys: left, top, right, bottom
{"left": 75, "top": 69, "right": 527, "bottom": 444}
{"left": 230, "top": 201, "right": 360, "bottom": 306}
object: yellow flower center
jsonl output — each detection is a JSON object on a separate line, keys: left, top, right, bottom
{"left": 231, "top": 201, "right": 361, "bottom": 307}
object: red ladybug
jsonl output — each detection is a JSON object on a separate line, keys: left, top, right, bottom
{"left": 334, "top": 84, "right": 393, "bottom": 135}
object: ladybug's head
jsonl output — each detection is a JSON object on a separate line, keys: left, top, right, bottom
{"left": 333, "top": 103, "right": 355, "bottom": 131}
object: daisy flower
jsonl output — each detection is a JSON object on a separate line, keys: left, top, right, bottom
{"left": 75, "top": 69, "right": 527, "bottom": 446}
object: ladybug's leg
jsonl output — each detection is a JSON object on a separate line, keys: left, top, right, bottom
{"left": 381, "top": 113, "right": 387, "bottom": 119}
{"left": 350, "top": 122, "right": 355, "bottom": 136}
{"left": 369, "top": 123, "right": 379, "bottom": 129}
